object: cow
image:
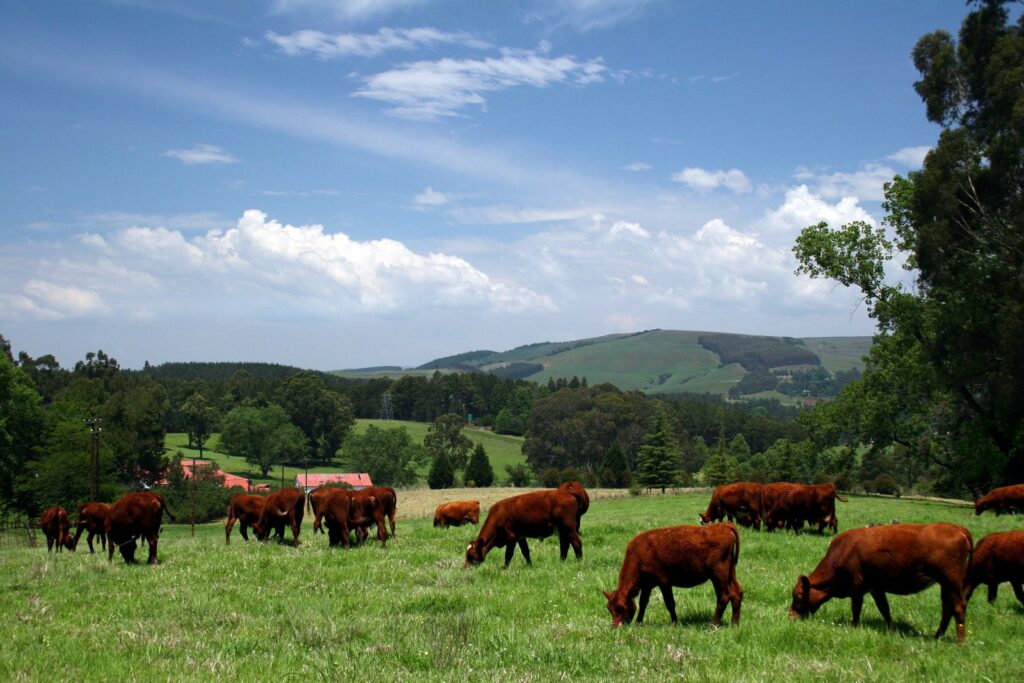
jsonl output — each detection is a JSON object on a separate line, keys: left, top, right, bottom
{"left": 465, "top": 488, "right": 584, "bottom": 568}
{"left": 974, "top": 483, "right": 1024, "bottom": 516}
{"left": 252, "top": 487, "right": 305, "bottom": 544}
{"left": 105, "top": 492, "right": 175, "bottom": 565}
{"left": 224, "top": 493, "right": 266, "bottom": 544}
{"left": 558, "top": 480, "right": 590, "bottom": 531}
{"left": 40, "top": 506, "right": 74, "bottom": 552}
{"left": 789, "top": 522, "right": 973, "bottom": 642}
{"left": 348, "top": 488, "right": 389, "bottom": 546}
{"left": 760, "top": 482, "right": 801, "bottom": 532}
{"left": 700, "top": 482, "right": 763, "bottom": 530}
{"left": 363, "top": 486, "right": 397, "bottom": 537}
{"left": 73, "top": 502, "right": 110, "bottom": 553}
{"left": 965, "top": 530, "right": 1024, "bottom": 606}
{"left": 308, "top": 486, "right": 346, "bottom": 535}
{"left": 782, "top": 483, "right": 848, "bottom": 534}
{"left": 604, "top": 522, "right": 743, "bottom": 628}
{"left": 433, "top": 500, "right": 481, "bottom": 528}
{"left": 318, "top": 488, "right": 356, "bottom": 548}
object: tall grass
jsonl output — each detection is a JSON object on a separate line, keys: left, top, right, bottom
{"left": 2, "top": 494, "right": 1022, "bottom": 681}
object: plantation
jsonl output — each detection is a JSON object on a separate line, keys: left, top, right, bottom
{"left": 3, "top": 492, "right": 1022, "bottom": 681}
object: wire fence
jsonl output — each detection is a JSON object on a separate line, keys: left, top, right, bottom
{"left": 0, "top": 516, "right": 38, "bottom": 549}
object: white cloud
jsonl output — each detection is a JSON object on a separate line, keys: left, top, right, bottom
{"left": 22, "top": 280, "right": 105, "bottom": 318}
{"left": 887, "top": 145, "right": 930, "bottom": 168}
{"left": 271, "top": 0, "right": 427, "bottom": 22}
{"left": 763, "top": 184, "right": 875, "bottom": 233}
{"left": 266, "top": 27, "right": 488, "bottom": 60}
{"left": 524, "top": 0, "right": 658, "bottom": 32}
{"left": 449, "top": 205, "right": 595, "bottom": 225}
{"left": 259, "top": 189, "right": 339, "bottom": 197}
{"left": 353, "top": 48, "right": 610, "bottom": 120}
{"left": 621, "top": 162, "right": 651, "bottom": 172}
{"left": 163, "top": 143, "right": 239, "bottom": 165}
{"left": 806, "top": 162, "right": 896, "bottom": 202}
{"left": 414, "top": 187, "right": 449, "bottom": 206}
{"left": 608, "top": 220, "right": 650, "bottom": 239}
{"left": 671, "top": 167, "right": 752, "bottom": 194}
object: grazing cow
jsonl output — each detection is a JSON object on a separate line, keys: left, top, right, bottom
{"left": 348, "top": 488, "right": 389, "bottom": 546}
{"left": 433, "top": 500, "right": 481, "bottom": 528}
{"left": 965, "top": 530, "right": 1024, "bottom": 606}
{"left": 73, "top": 502, "right": 110, "bottom": 553}
{"left": 465, "top": 489, "right": 585, "bottom": 568}
{"left": 783, "top": 483, "right": 848, "bottom": 534}
{"left": 319, "top": 488, "right": 355, "bottom": 548}
{"left": 363, "top": 486, "right": 397, "bottom": 537}
{"left": 224, "top": 494, "right": 266, "bottom": 544}
{"left": 789, "top": 522, "right": 973, "bottom": 642}
{"left": 760, "top": 482, "right": 801, "bottom": 531}
{"left": 308, "top": 486, "right": 347, "bottom": 535}
{"left": 700, "top": 482, "right": 764, "bottom": 530}
{"left": 604, "top": 523, "right": 743, "bottom": 628}
{"left": 558, "top": 480, "right": 590, "bottom": 531}
{"left": 974, "top": 483, "right": 1024, "bottom": 516}
{"left": 40, "top": 506, "right": 74, "bottom": 552}
{"left": 105, "top": 492, "right": 175, "bottom": 565}
{"left": 252, "top": 487, "right": 305, "bottom": 545}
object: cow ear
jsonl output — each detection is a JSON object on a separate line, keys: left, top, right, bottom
{"left": 602, "top": 591, "right": 613, "bottom": 600}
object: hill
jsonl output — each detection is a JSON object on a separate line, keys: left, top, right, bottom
{"left": 342, "top": 329, "right": 872, "bottom": 400}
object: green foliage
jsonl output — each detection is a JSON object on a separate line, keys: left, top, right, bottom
{"left": 493, "top": 408, "right": 527, "bottom": 436}
{"left": 0, "top": 354, "right": 44, "bottom": 513}
{"left": 504, "top": 463, "right": 532, "bottom": 487}
{"left": 339, "top": 425, "right": 424, "bottom": 487}
{"left": 155, "top": 454, "right": 237, "bottom": 524}
{"left": 424, "top": 413, "right": 473, "bottom": 471}
{"left": 219, "top": 404, "right": 307, "bottom": 477}
{"left": 427, "top": 452, "right": 454, "bottom": 489}
{"left": 598, "top": 441, "right": 631, "bottom": 488}
{"left": 635, "top": 406, "right": 682, "bottom": 493}
{"left": 180, "top": 392, "right": 217, "bottom": 457}
{"left": 699, "top": 333, "right": 820, "bottom": 372}
{"left": 463, "top": 443, "right": 494, "bottom": 487}
{"left": 275, "top": 371, "right": 355, "bottom": 464}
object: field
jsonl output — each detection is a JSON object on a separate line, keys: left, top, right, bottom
{"left": 3, "top": 492, "right": 1023, "bottom": 681}
{"left": 164, "top": 419, "right": 527, "bottom": 485}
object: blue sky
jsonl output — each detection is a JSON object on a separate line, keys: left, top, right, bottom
{"left": 0, "top": 0, "right": 969, "bottom": 369}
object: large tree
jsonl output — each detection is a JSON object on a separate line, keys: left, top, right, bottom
{"left": 794, "top": 0, "right": 1024, "bottom": 490}
{"left": 339, "top": 425, "right": 425, "bottom": 487}
{"left": 635, "top": 405, "right": 682, "bottom": 493}
{"left": 219, "top": 404, "right": 307, "bottom": 477}
{"left": 275, "top": 371, "right": 355, "bottom": 464}
{"left": 0, "top": 353, "right": 44, "bottom": 513}
{"left": 423, "top": 413, "right": 473, "bottom": 471}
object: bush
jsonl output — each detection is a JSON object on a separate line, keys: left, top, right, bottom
{"left": 505, "top": 464, "right": 532, "bottom": 487}
{"left": 628, "top": 482, "right": 643, "bottom": 497}
{"left": 870, "top": 474, "right": 902, "bottom": 497}
{"left": 427, "top": 452, "right": 454, "bottom": 490}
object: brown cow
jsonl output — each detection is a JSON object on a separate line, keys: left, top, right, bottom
{"left": 789, "top": 522, "right": 973, "bottom": 641}
{"left": 700, "top": 482, "right": 763, "bottom": 530}
{"left": 974, "top": 483, "right": 1024, "bottom": 516}
{"left": 760, "top": 482, "right": 801, "bottom": 531}
{"left": 604, "top": 523, "right": 743, "bottom": 628}
{"left": 777, "top": 483, "right": 848, "bottom": 534}
{"left": 73, "top": 502, "right": 110, "bottom": 553}
{"left": 434, "top": 500, "right": 481, "bottom": 528}
{"left": 319, "top": 488, "right": 355, "bottom": 548}
{"left": 40, "top": 506, "right": 74, "bottom": 552}
{"left": 464, "top": 489, "right": 584, "bottom": 567}
{"left": 308, "top": 486, "right": 347, "bottom": 535}
{"left": 317, "top": 488, "right": 388, "bottom": 547}
{"left": 965, "top": 530, "right": 1024, "bottom": 606}
{"left": 348, "top": 488, "right": 389, "bottom": 546}
{"left": 225, "top": 493, "right": 266, "bottom": 544}
{"left": 252, "top": 487, "right": 305, "bottom": 544}
{"left": 558, "top": 480, "right": 590, "bottom": 531}
{"left": 363, "top": 486, "right": 397, "bottom": 537}
{"left": 105, "top": 492, "right": 175, "bottom": 564}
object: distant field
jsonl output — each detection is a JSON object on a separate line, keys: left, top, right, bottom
{"left": 803, "top": 336, "right": 871, "bottom": 374}
{"left": 164, "top": 419, "right": 526, "bottom": 486}
{"left": 4, "top": 493, "right": 1022, "bottom": 681}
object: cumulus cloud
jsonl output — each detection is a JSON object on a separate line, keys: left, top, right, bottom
{"left": 887, "top": 145, "right": 930, "bottom": 168}
{"left": 414, "top": 187, "right": 449, "bottom": 206}
{"left": 271, "top": 0, "right": 427, "bottom": 22}
{"left": 608, "top": 220, "right": 650, "bottom": 239}
{"left": 763, "top": 184, "right": 875, "bottom": 233}
{"left": 353, "top": 48, "right": 609, "bottom": 120}
{"left": 163, "top": 144, "right": 239, "bottom": 165}
{"left": 19, "top": 280, "right": 105, "bottom": 319}
{"left": 671, "top": 167, "right": 752, "bottom": 194}
{"left": 803, "top": 163, "right": 896, "bottom": 202}
{"left": 266, "top": 27, "right": 488, "bottom": 60}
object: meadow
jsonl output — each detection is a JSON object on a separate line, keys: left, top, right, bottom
{"left": 2, "top": 491, "right": 1022, "bottom": 681}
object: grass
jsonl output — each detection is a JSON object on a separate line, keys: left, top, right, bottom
{"left": 164, "top": 420, "right": 527, "bottom": 486}
{"left": 3, "top": 492, "right": 1023, "bottom": 681}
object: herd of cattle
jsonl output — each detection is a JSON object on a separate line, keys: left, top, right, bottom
{"left": 35, "top": 480, "right": 1024, "bottom": 643}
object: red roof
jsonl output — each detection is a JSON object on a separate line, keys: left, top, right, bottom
{"left": 173, "top": 460, "right": 255, "bottom": 491}
{"left": 295, "top": 473, "right": 373, "bottom": 489}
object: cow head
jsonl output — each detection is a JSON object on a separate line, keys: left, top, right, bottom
{"left": 789, "top": 575, "right": 824, "bottom": 618}
{"left": 464, "top": 541, "right": 484, "bottom": 568}
{"left": 603, "top": 590, "right": 636, "bottom": 627}
{"left": 698, "top": 512, "right": 711, "bottom": 525}
{"left": 63, "top": 531, "right": 77, "bottom": 551}
{"left": 973, "top": 499, "right": 985, "bottom": 516}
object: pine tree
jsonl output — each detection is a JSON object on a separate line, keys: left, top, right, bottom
{"left": 427, "top": 451, "right": 454, "bottom": 489}
{"left": 599, "top": 441, "right": 631, "bottom": 488}
{"left": 463, "top": 443, "right": 494, "bottom": 487}
{"left": 635, "top": 406, "right": 682, "bottom": 493}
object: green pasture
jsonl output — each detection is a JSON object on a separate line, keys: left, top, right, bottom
{"left": 163, "top": 419, "right": 526, "bottom": 486}
{"left": 3, "top": 493, "right": 1022, "bottom": 681}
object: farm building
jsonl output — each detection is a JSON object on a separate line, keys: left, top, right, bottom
{"left": 295, "top": 473, "right": 372, "bottom": 493}
{"left": 176, "top": 459, "right": 260, "bottom": 491}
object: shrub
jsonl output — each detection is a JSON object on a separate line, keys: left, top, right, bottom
{"left": 505, "top": 464, "right": 532, "bottom": 487}
{"left": 871, "top": 474, "right": 901, "bottom": 497}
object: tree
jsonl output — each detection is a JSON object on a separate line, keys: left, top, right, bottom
{"left": 0, "top": 353, "right": 44, "bottom": 512}
{"left": 427, "top": 451, "right": 454, "bottom": 489}
{"left": 275, "top": 371, "right": 355, "bottom": 464}
{"left": 463, "top": 442, "right": 494, "bottom": 487}
{"left": 220, "top": 404, "right": 307, "bottom": 477}
{"left": 505, "top": 463, "right": 532, "bottom": 487}
{"left": 180, "top": 392, "right": 217, "bottom": 458}
{"left": 102, "top": 375, "right": 169, "bottom": 481}
{"left": 793, "top": 1, "right": 1024, "bottom": 489}
{"left": 339, "top": 425, "right": 425, "bottom": 487}
{"left": 599, "top": 440, "right": 631, "bottom": 488}
{"left": 424, "top": 413, "right": 473, "bottom": 471}
{"left": 635, "top": 406, "right": 682, "bottom": 493}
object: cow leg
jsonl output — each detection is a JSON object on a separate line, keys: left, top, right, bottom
{"left": 710, "top": 582, "right": 728, "bottom": 627}
{"left": 120, "top": 539, "right": 137, "bottom": 564}
{"left": 870, "top": 591, "right": 892, "bottom": 627}
{"left": 729, "top": 578, "right": 744, "bottom": 626}
{"left": 290, "top": 516, "right": 301, "bottom": 546}
{"left": 987, "top": 583, "right": 999, "bottom": 603}
{"left": 517, "top": 538, "right": 532, "bottom": 566}
{"left": 73, "top": 526, "right": 86, "bottom": 552}
{"left": 850, "top": 593, "right": 864, "bottom": 626}
{"left": 935, "top": 589, "right": 955, "bottom": 640}
{"left": 147, "top": 534, "right": 158, "bottom": 565}
{"left": 100, "top": 532, "right": 106, "bottom": 551}
{"left": 46, "top": 535, "right": 54, "bottom": 552}
{"left": 660, "top": 585, "right": 678, "bottom": 625}
{"left": 503, "top": 542, "right": 516, "bottom": 567}
{"left": 87, "top": 531, "right": 96, "bottom": 553}
{"left": 107, "top": 536, "right": 116, "bottom": 563}
{"left": 559, "top": 530, "right": 570, "bottom": 560}
{"left": 240, "top": 524, "right": 249, "bottom": 542}
{"left": 636, "top": 585, "right": 652, "bottom": 625}
{"left": 225, "top": 516, "right": 235, "bottom": 544}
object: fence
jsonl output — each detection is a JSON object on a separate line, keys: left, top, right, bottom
{"left": 0, "top": 516, "right": 38, "bottom": 549}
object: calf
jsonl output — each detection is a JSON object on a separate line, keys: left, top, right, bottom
{"left": 789, "top": 522, "right": 973, "bottom": 641}
{"left": 700, "top": 482, "right": 763, "bottom": 530}
{"left": 604, "top": 522, "right": 743, "bottom": 628}
{"left": 252, "top": 487, "right": 305, "bottom": 545}
{"left": 465, "top": 489, "right": 584, "bottom": 568}
{"left": 40, "top": 506, "right": 74, "bottom": 552}
{"left": 224, "top": 493, "right": 266, "bottom": 544}
{"left": 434, "top": 500, "right": 481, "bottom": 528}
{"left": 965, "top": 530, "right": 1024, "bottom": 606}
{"left": 363, "top": 486, "right": 397, "bottom": 537}
{"left": 974, "top": 483, "right": 1024, "bottom": 516}
{"left": 106, "top": 492, "right": 175, "bottom": 565}
{"left": 348, "top": 488, "right": 389, "bottom": 546}
{"left": 73, "top": 502, "right": 110, "bottom": 553}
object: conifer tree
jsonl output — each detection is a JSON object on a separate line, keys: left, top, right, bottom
{"left": 463, "top": 442, "right": 494, "bottom": 487}
{"left": 635, "top": 406, "right": 682, "bottom": 493}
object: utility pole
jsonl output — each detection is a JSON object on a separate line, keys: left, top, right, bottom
{"left": 379, "top": 390, "right": 394, "bottom": 421}
{"left": 84, "top": 417, "right": 102, "bottom": 500}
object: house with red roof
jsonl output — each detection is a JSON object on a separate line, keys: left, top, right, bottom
{"left": 295, "top": 472, "right": 373, "bottom": 493}
{"left": 175, "top": 459, "right": 256, "bottom": 491}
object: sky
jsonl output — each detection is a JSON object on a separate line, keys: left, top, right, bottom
{"left": 0, "top": 0, "right": 971, "bottom": 370}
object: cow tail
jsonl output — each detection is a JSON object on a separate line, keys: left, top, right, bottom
{"left": 836, "top": 494, "right": 849, "bottom": 503}
{"left": 728, "top": 522, "right": 740, "bottom": 566}
{"left": 158, "top": 494, "right": 177, "bottom": 522}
